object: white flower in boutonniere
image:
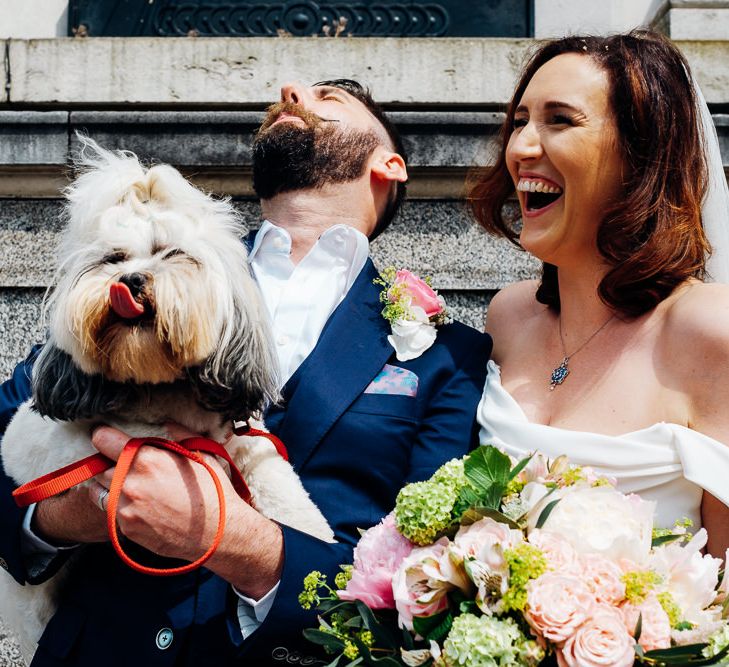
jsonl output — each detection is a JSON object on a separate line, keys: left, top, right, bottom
{"left": 374, "top": 267, "right": 452, "bottom": 362}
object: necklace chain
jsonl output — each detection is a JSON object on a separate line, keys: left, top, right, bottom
{"left": 549, "top": 314, "right": 615, "bottom": 391}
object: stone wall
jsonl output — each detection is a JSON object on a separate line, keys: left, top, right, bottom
{"left": 0, "top": 107, "right": 540, "bottom": 377}
{"left": 1, "top": 37, "right": 729, "bottom": 377}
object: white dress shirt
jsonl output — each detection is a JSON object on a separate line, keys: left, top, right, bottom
{"left": 23, "top": 219, "right": 370, "bottom": 640}
{"left": 249, "top": 219, "right": 370, "bottom": 386}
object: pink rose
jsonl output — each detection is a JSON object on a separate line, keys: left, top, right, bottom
{"left": 621, "top": 595, "right": 671, "bottom": 652}
{"left": 525, "top": 573, "right": 596, "bottom": 643}
{"left": 557, "top": 605, "right": 636, "bottom": 667}
{"left": 392, "top": 270, "right": 443, "bottom": 318}
{"left": 392, "top": 538, "right": 463, "bottom": 630}
{"left": 528, "top": 530, "right": 581, "bottom": 575}
{"left": 338, "top": 513, "right": 413, "bottom": 609}
{"left": 581, "top": 553, "right": 626, "bottom": 605}
{"left": 453, "top": 517, "right": 524, "bottom": 572}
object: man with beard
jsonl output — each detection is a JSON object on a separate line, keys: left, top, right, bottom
{"left": 0, "top": 80, "right": 491, "bottom": 665}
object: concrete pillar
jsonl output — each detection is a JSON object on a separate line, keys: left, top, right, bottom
{"left": 0, "top": 0, "right": 68, "bottom": 38}
{"left": 664, "top": 0, "right": 729, "bottom": 40}
{"left": 534, "top": 0, "right": 664, "bottom": 37}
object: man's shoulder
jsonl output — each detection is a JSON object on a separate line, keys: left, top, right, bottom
{"left": 437, "top": 318, "right": 491, "bottom": 349}
{"left": 420, "top": 318, "right": 492, "bottom": 373}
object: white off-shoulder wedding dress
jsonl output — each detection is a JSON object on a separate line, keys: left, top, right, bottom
{"left": 477, "top": 360, "right": 729, "bottom": 529}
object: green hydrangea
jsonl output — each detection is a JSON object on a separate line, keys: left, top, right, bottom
{"left": 703, "top": 624, "right": 729, "bottom": 659}
{"left": 395, "top": 479, "right": 459, "bottom": 545}
{"left": 501, "top": 543, "right": 548, "bottom": 613}
{"left": 433, "top": 458, "right": 467, "bottom": 488}
{"left": 441, "top": 614, "right": 544, "bottom": 667}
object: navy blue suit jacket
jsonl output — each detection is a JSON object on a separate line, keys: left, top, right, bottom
{"left": 0, "top": 258, "right": 491, "bottom": 666}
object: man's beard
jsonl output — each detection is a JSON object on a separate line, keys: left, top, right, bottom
{"left": 252, "top": 102, "right": 380, "bottom": 200}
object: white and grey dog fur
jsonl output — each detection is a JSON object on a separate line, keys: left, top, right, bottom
{"left": 0, "top": 138, "right": 334, "bottom": 662}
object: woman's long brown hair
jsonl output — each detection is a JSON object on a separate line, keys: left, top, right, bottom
{"left": 468, "top": 31, "right": 710, "bottom": 317}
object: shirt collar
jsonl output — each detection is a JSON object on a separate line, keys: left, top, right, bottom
{"left": 249, "top": 220, "right": 369, "bottom": 266}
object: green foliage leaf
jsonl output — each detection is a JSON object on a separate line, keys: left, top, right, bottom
{"left": 464, "top": 446, "right": 511, "bottom": 509}
{"left": 651, "top": 533, "right": 686, "bottom": 548}
{"left": 634, "top": 612, "right": 643, "bottom": 642}
{"left": 643, "top": 643, "right": 709, "bottom": 659}
{"left": 302, "top": 628, "right": 346, "bottom": 651}
{"left": 459, "top": 507, "right": 521, "bottom": 530}
{"left": 640, "top": 641, "right": 729, "bottom": 666}
{"left": 536, "top": 498, "right": 561, "bottom": 529}
{"left": 412, "top": 610, "right": 453, "bottom": 643}
{"left": 452, "top": 485, "right": 482, "bottom": 519}
{"left": 509, "top": 454, "right": 533, "bottom": 481}
{"left": 354, "top": 601, "right": 400, "bottom": 650}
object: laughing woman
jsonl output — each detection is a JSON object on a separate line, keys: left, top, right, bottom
{"left": 469, "top": 31, "right": 729, "bottom": 558}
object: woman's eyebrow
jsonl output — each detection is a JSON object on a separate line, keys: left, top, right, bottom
{"left": 515, "top": 101, "right": 583, "bottom": 114}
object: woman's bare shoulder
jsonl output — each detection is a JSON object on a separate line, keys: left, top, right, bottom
{"left": 664, "top": 281, "right": 729, "bottom": 347}
{"left": 485, "top": 280, "right": 542, "bottom": 338}
{"left": 661, "top": 282, "right": 729, "bottom": 399}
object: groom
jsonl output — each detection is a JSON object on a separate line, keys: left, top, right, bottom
{"left": 0, "top": 79, "right": 491, "bottom": 665}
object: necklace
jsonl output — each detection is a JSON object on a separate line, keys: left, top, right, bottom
{"left": 549, "top": 314, "right": 615, "bottom": 391}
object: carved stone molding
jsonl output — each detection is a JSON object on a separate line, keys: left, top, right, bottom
{"left": 153, "top": 1, "right": 451, "bottom": 37}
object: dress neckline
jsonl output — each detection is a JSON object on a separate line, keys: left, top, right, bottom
{"left": 485, "top": 359, "right": 692, "bottom": 439}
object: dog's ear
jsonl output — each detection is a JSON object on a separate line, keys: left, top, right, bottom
{"left": 187, "top": 279, "right": 280, "bottom": 423}
{"left": 32, "top": 343, "right": 133, "bottom": 421}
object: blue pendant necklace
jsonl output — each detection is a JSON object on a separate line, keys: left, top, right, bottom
{"left": 549, "top": 314, "right": 615, "bottom": 391}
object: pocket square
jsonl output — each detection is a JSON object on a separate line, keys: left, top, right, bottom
{"left": 364, "top": 364, "right": 418, "bottom": 397}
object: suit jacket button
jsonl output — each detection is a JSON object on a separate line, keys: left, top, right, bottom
{"left": 156, "top": 628, "right": 173, "bottom": 650}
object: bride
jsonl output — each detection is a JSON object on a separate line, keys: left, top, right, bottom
{"left": 469, "top": 31, "right": 729, "bottom": 558}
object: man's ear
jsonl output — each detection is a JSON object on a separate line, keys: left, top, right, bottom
{"left": 370, "top": 148, "right": 408, "bottom": 184}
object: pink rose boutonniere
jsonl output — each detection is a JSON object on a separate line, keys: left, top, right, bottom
{"left": 374, "top": 267, "right": 451, "bottom": 361}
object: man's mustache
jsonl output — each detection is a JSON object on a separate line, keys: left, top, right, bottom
{"left": 258, "top": 102, "right": 339, "bottom": 134}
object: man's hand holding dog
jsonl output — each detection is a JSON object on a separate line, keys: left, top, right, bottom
{"left": 89, "top": 425, "right": 284, "bottom": 600}
{"left": 33, "top": 487, "right": 109, "bottom": 546}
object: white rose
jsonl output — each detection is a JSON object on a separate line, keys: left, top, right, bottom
{"left": 528, "top": 486, "right": 655, "bottom": 565}
{"left": 388, "top": 307, "right": 437, "bottom": 361}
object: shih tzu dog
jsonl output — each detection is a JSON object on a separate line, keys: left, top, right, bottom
{"left": 0, "top": 138, "right": 333, "bottom": 661}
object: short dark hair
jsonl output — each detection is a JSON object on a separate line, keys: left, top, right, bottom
{"left": 468, "top": 31, "right": 709, "bottom": 317}
{"left": 314, "top": 79, "right": 408, "bottom": 240}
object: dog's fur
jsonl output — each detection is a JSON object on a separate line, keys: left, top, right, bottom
{"left": 0, "top": 139, "right": 334, "bottom": 661}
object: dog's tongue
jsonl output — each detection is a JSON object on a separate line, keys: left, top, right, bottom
{"left": 110, "top": 282, "right": 145, "bottom": 319}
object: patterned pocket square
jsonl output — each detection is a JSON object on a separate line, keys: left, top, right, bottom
{"left": 364, "top": 364, "right": 418, "bottom": 397}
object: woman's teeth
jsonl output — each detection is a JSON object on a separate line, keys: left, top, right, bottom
{"left": 517, "top": 179, "right": 563, "bottom": 194}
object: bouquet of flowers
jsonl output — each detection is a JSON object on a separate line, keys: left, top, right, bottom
{"left": 300, "top": 446, "right": 729, "bottom": 666}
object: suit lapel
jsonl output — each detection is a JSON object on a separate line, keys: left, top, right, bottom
{"left": 277, "top": 259, "right": 392, "bottom": 469}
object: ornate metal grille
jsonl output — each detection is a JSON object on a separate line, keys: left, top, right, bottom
{"left": 68, "top": 0, "right": 533, "bottom": 38}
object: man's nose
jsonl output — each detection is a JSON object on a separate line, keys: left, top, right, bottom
{"left": 280, "top": 81, "right": 307, "bottom": 105}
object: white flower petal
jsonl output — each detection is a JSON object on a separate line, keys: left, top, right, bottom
{"left": 388, "top": 318, "right": 438, "bottom": 361}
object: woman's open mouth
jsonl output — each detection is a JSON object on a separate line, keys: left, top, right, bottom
{"left": 517, "top": 178, "right": 564, "bottom": 216}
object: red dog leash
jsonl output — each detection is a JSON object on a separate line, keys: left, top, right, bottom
{"left": 13, "top": 430, "right": 288, "bottom": 576}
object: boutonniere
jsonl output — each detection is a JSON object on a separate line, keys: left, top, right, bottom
{"left": 374, "top": 267, "right": 451, "bottom": 362}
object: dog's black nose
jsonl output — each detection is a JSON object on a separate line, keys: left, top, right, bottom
{"left": 118, "top": 272, "right": 148, "bottom": 298}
